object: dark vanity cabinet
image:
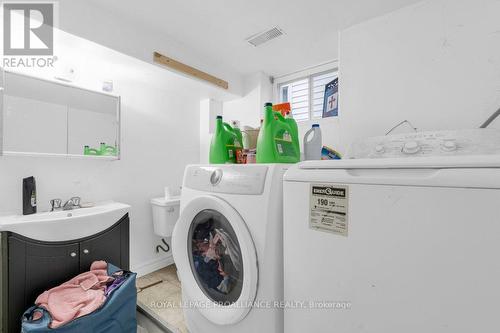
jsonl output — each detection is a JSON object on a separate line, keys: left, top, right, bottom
{"left": 0, "top": 214, "right": 130, "bottom": 333}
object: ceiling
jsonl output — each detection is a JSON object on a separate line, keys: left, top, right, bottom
{"left": 85, "top": 0, "right": 423, "bottom": 77}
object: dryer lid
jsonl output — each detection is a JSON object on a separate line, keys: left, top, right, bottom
{"left": 299, "top": 155, "right": 500, "bottom": 170}
{"left": 287, "top": 155, "right": 500, "bottom": 189}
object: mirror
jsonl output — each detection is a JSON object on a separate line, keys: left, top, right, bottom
{"left": 1, "top": 70, "right": 120, "bottom": 159}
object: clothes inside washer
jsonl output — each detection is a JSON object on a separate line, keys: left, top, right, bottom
{"left": 215, "top": 228, "right": 242, "bottom": 272}
{"left": 191, "top": 223, "right": 241, "bottom": 296}
{"left": 193, "top": 254, "right": 223, "bottom": 289}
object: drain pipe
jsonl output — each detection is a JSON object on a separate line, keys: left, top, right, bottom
{"left": 156, "top": 238, "right": 170, "bottom": 253}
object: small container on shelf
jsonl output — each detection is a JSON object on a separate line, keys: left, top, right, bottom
{"left": 84, "top": 145, "right": 100, "bottom": 156}
{"left": 99, "top": 142, "right": 117, "bottom": 156}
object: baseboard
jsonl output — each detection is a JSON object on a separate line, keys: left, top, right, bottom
{"left": 132, "top": 255, "right": 174, "bottom": 277}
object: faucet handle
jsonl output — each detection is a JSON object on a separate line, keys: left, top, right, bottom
{"left": 70, "top": 197, "right": 81, "bottom": 207}
{"left": 50, "top": 199, "right": 62, "bottom": 211}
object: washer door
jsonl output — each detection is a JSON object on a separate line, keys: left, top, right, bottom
{"left": 172, "top": 195, "right": 258, "bottom": 325}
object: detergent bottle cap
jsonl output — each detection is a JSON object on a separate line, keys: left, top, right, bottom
{"left": 264, "top": 102, "right": 273, "bottom": 107}
{"left": 312, "top": 124, "right": 320, "bottom": 128}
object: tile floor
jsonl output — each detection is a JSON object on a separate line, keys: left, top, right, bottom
{"left": 137, "top": 264, "right": 188, "bottom": 333}
{"left": 137, "top": 310, "right": 171, "bottom": 333}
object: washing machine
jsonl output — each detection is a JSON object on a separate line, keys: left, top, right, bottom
{"left": 172, "top": 164, "right": 287, "bottom": 333}
{"left": 283, "top": 129, "right": 500, "bottom": 333}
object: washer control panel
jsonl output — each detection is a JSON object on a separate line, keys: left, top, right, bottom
{"left": 184, "top": 165, "right": 268, "bottom": 195}
{"left": 349, "top": 129, "right": 500, "bottom": 159}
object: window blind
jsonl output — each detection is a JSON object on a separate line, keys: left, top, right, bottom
{"left": 289, "top": 78, "right": 309, "bottom": 121}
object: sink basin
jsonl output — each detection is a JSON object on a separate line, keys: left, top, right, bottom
{"left": 0, "top": 201, "right": 130, "bottom": 241}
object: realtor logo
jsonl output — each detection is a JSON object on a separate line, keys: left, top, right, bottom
{"left": 3, "top": 2, "right": 54, "bottom": 55}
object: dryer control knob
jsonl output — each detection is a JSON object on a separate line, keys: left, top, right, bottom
{"left": 442, "top": 140, "right": 457, "bottom": 152}
{"left": 374, "top": 144, "right": 385, "bottom": 154}
{"left": 402, "top": 141, "right": 420, "bottom": 154}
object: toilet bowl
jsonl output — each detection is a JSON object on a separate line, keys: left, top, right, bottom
{"left": 151, "top": 196, "right": 180, "bottom": 237}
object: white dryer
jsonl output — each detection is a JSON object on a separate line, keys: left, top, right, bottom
{"left": 172, "top": 164, "right": 287, "bottom": 333}
{"left": 283, "top": 130, "right": 500, "bottom": 333}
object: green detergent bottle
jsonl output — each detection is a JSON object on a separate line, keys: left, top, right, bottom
{"left": 223, "top": 122, "right": 243, "bottom": 150}
{"left": 230, "top": 120, "right": 243, "bottom": 149}
{"left": 256, "top": 103, "right": 300, "bottom": 163}
{"left": 210, "top": 116, "right": 240, "bottom": 164}
{"left": 283, "top": 111, "right": 300, "bottom": 159}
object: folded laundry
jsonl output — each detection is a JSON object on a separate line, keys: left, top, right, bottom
{"left": 34, "top": 261, "right": 113, "bottom": 328}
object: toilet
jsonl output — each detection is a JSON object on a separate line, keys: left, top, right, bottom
{"left": 151, "top": 196, "right": 180, "bottom": 237}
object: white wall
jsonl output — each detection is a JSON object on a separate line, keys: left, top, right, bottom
{"left": 199, "top": 99, "right": 222, "bottom": 164}
{"left": 338, "top": 0, "right": 500, "bottom": 153}
{"left": 57, "top": 0, "right": 244, "bottom": 99}
{"left": 223, "top": 72, "right": 272, "bottom": 129}
{"left": 0, "top": 31, "right": 201, "bottom": 276}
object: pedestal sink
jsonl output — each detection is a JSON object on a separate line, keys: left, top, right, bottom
{"left": 0, "top": 201, "right": 130, "bottom": 241}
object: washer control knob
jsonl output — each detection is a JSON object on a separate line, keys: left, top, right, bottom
{"left": 402, "top": 141, "right": 420, "bottom": 154}
{"left": 374, "top": 144, "right": 385, "bottom": 154}
{"left": 442, "top": 140, "right": 457, "bottom": 152}
{"left": 210, "top": 169, "right": 223, "bottom": 185}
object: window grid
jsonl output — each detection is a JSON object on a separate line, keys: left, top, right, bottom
{"left": 278, "top": 70, "right": 337, "bottom": 122}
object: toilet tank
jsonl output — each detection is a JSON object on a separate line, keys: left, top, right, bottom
{"left": 151, "top": 197, "right": 180, "bottom": 237}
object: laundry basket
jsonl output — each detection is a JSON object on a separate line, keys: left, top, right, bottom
{"left": 20, "top": 264, "right": 137, "bottom": 333}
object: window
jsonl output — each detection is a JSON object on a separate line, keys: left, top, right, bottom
{"left": 278, "top": 70, "right": 337, "bottom": 121}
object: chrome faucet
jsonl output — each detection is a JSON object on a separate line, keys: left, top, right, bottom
{"left": 62, "top": 197, "right": 81, "bottom": 211}
{"left": 50, "top": 199, "right": 62, "bottom": 212}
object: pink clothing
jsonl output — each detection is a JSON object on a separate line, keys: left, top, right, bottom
{"left": 35, "top": 261, "right": 112, "bottom": 328}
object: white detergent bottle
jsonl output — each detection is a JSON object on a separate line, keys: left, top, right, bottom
{"left": 303, "top": 124, "right": 322, "bottom": 160}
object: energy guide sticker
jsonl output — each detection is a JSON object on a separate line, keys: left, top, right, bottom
{"left": 309, "top": 184, "right": 349, "bottom": 236}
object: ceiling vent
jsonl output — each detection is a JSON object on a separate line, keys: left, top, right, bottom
{"left": 246, "top": 27, "right": 285, "bottom": 47}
